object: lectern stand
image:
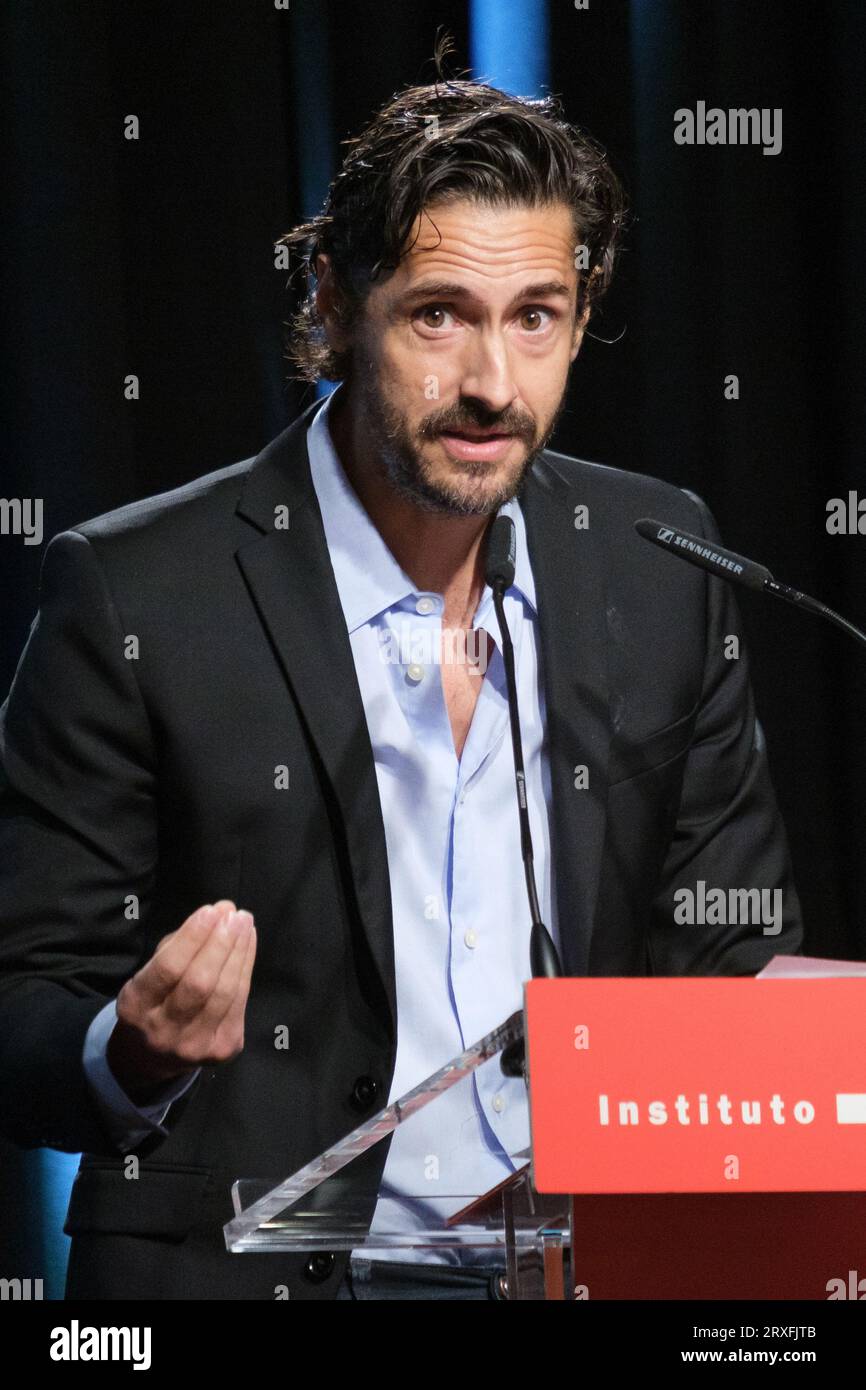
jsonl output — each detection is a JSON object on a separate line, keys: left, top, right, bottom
{"left": 224, "top": 1009, "right": 573, "bottom": 1299}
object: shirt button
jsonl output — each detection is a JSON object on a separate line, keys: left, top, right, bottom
{"left": 492, "top": 1094, "right": 505, "bottom": 1113}
{"left": 415, "top": 596, "right": 436, "bottom": 615}
{"left": 406, "top": 663, "right": 424, "bottom": 683}
{"left": 464, "top": 929, "right": 477, "bottom": 949}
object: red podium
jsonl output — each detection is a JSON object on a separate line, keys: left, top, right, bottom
{"left": 524, "top": 975, "right": 866, "bottom": 1299}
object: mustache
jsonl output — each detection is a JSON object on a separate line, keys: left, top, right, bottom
{"left": 417, "top": 404, "right": 536, "bottom": 443}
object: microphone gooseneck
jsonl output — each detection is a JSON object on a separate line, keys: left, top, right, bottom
{"left": 485, "top": 515, "right": 563, "bottom": 985}
{"left": 635, "top": 517, "right": 866, "bottom": 650}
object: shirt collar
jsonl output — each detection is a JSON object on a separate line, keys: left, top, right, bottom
{"left": 307, "top": 384, "right": 537, "bottom": 634}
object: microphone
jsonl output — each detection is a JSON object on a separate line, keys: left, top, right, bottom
{"left": 485, "top": 514, "right": 563, "bottom": 987}
{"left": 635, "top": 518, "right": 866, "bottom": 649}
{"left": 486, "top": 511, "right": 517, "bottom": 589}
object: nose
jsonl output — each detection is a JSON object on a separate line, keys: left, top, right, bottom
{"left": 459, "top": 331, "right": 518, "bottom": 416}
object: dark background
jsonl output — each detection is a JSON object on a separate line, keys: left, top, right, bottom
{"left": 1, "top": 0, "right": 863, "bottom": 1295}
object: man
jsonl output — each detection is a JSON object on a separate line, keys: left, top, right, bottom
{"left": 0, "top": 73, "right": 802, "bottom": 1302}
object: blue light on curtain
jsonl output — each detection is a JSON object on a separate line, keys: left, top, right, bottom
{"left": 289, "top": 4, "right": 337, "bottom": 400}
{"left": 470, "top": 0, "right": 550, "bottom": 97}
{"left": 37, "top": 1150, "right": 79, "bottom": 1299}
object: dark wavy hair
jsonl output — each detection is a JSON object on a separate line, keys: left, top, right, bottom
{"left": 277, "top": 39, "right": 627, "bottom": 383}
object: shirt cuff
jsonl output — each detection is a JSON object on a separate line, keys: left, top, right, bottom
{"left": 82, "top": 998, "right": 200, "bottom": 1153}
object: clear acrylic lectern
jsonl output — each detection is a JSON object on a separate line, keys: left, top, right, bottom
{"left": 223, "top": 1008, "right": 572, "bottom": 1299}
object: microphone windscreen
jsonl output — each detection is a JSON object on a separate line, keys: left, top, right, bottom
{"left": 635, "top": 517, "right": 773, "bottom": 591}
{"left": 486, "top": 515, "right": 517, "bottom": 589}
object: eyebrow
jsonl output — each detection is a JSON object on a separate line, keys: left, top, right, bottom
{"left": 396, "top": 279, "right": 574, "bottom": 312}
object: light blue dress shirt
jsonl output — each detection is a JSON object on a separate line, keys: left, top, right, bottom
{"left": 83, "top": 389, "right": 559, "bottom": 1264}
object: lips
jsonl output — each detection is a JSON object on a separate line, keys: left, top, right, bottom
{"left": 438, "top": 430, "right": 516, "bottom": 462}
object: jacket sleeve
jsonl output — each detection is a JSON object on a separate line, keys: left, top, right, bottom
{"left": 83, "top": 999, "right": 200, "bottom": 1152}
{"left": 0, "top": 529, "right": 165, "bottom": 1153}
{"left": 646, "top": 492, "right": 805, "bottom": 975}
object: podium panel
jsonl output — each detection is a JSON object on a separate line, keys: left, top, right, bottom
{"left": 570, "top": 1192, "right": 866, "bottom": 1300}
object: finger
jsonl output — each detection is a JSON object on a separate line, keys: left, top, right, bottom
{"left": 137, "top": 903, "right": 225, "bottom": 1004}
{"left": 149, "top": 900, "right": 237, "bottom": 976}
{"left": 199, "top": 913, "right": 255, "bottom": 1031}
{"left": 177, "top": 899, "right": 242, "bottom": 975}
{"left": 163, "top": 908, "right": 244, "bottom": 1019}
{"left": 217, "top": 921, "right": 257, "bottom": 1037}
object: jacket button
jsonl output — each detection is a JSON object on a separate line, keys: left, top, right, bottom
{"left": 349, "top": 1075, "right": 379, "bottom": 1112}
{"left": 303, "top": 1252, "right": 335, "bottom": 1283}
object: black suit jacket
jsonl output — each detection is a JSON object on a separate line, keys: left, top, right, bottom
{"left": 0, "top": 399, "right": 803, "bottom": 1298}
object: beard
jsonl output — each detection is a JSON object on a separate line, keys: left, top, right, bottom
{"left": 355, "top": 372, "right": 568, "bottom": 517}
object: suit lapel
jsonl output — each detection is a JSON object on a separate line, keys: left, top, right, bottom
{"left": 234, "top": 401, "right": 397, "bottom": 1039}
{"left": 521, "top": 454, "right": 612, "bottom": 976}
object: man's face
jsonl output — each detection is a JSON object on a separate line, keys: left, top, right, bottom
{"left": 327, "top": 199, "right": 588, "bottom": 515}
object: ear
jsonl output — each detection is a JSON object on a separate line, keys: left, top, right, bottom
{"left": 314, "top": 253, "right": 350, "bottom": 351}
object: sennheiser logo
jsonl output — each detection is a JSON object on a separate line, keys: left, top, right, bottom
{"left": 657, "top": 527, "right": 675, "bottom": 543}
{"left": 49, "top": 1321, "right": 152, "bottom": 1370}
{"left": 669, "top": 534, "right": 745, "bottom": 576}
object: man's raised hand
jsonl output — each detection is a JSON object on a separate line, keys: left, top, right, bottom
{"left": 106, "top": 900, "right": 256, "bottom": 1103}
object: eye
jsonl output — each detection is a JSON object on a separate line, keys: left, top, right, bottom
{"left": 417, "top": 304, "right": 455, "bottom": 330}
{"left": 519, "top": 307, "right": 555, "bottom": 332}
